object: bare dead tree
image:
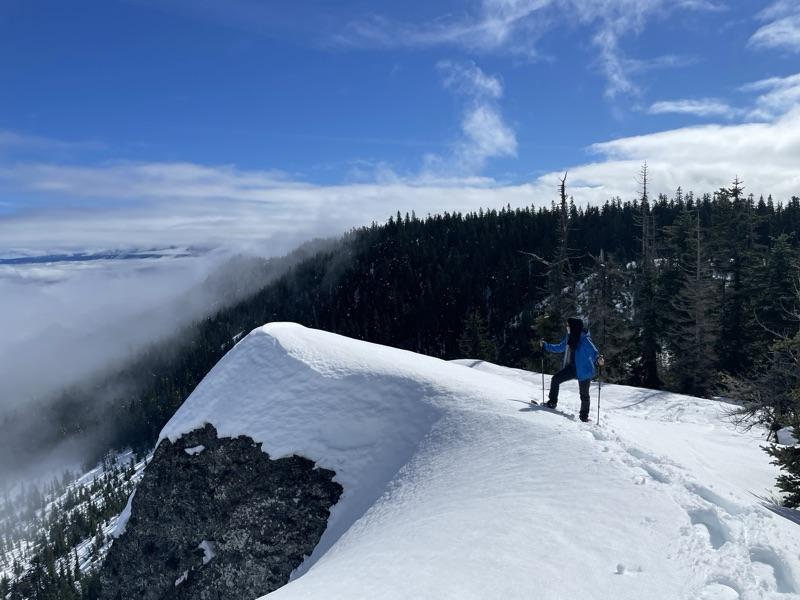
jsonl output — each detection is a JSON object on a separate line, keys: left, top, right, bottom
{"left": 631, "top": 162, "right": 662, "bottom": 388}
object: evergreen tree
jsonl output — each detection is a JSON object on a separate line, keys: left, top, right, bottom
{"left": 663, "top": 207, "right": 719, "bottom": 395}
{"left": 752, "top": 234, "right": 799, "bottom": 347}
{"left": 80, "top": 571, "right": 101, "bottom": 600}
{"left": 712, "top": 178, "right": 759, "bottom": 375}
{"left": 724, "top": 295, "right": 800, "bottom": 435}
{"left": 762, "top": 329, "right": 800, "bottom": 507}
{"left": 457, "top": 310, "right": 497, "bottom": 361}
{"left": 584, "top": 250, "right": 635, "bottom": 383}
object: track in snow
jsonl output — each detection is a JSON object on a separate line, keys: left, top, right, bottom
{"left": 472, "top": 362, "right": 800, "bottom": 600}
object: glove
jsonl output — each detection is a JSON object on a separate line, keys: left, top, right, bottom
{"left": 540, "top": 340, "right": 546, "bottom": 350}
{"left": 597, "top": 354, "right": 605, "bottom": 367}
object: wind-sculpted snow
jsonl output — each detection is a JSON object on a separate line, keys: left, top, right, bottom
{"left": 157, "top": 324, "right": 799, "bottom": 600}
{"left": 159, "top": 322, "right": 532, "bottom": 582}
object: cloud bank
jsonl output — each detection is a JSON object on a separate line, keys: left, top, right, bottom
{"left": 2, "top": 106, "right": 799, "bottom": 258}
{"left": 0, "top": 253, "right": 225, "bottom": 405}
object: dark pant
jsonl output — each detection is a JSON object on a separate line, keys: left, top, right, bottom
{"left": 549, "top": 364, "right": 591, "bottom": 418}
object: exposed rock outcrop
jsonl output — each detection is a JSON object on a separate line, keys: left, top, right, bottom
{"left": 99, "top": 424, "right": 342, "bottom": 600}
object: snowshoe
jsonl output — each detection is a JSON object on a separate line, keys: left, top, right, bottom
{"left": 531, "top": 401, "right": 575, "bottom": 420}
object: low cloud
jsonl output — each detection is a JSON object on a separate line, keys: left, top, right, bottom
{"left": 2, "top": 112, "right": 799, "bottom": 258}
{"left": 0, "top": 176, "right": 536, "bottom": 254}
{"left": 0, "top": 244, "right": 337, "bottom": 481}
{"left": 0, "top": 253, "right": 225, "bottom": 405}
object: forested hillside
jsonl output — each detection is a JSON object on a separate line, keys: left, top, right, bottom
{"left": 102, "top": 178, "right": 800, "bottom": 452}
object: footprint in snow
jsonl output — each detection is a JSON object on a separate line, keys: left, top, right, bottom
{"left": 749, "top": 546, "right": 797, "bottom": 594}
{"left": 688, "top": 508, "right": 729, "bottom": 550}
{"left": 698, "top": 580, "right": 740, "bottom": 600}
{"left": 685, "top": 483, "right": 744, "bottom": 516}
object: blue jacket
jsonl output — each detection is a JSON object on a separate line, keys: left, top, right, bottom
{"left": 544, "top": 332, "right": 599, "bottom": 381}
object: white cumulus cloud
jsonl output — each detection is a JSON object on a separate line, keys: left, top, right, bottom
{"left": 541, "top": 106, "right": 800, "bottom": 205}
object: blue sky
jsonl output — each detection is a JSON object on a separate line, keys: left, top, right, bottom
{"left": 1, "top": 0, "right": 800, "bottom": 252}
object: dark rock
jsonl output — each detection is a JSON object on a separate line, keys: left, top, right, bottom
{"left": 99, "top": 424, "right": 342, "bottom": 600}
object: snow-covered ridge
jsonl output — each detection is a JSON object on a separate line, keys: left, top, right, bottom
{"left": 159, "top": 323, "right": 800, "bottom": 600}
{"left": 159, "top": 323, "right": 533, "bottom": 584}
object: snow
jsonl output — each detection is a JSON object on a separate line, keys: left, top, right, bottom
{"left": 184, "top": 444, "right": 205, "bottom": 455}
{"left": 158, "top": 323, "right": 800, "bottom": 600}
{"left": 198, "top": 540, "right": 216, "bottom": 565}
{"left": 778, "top": 427, "right": 797, "bottom": 446}
{"left": 111, "top": 453, "right": 150, "bottom": 540}
{"left": 1, "top": 449, "right": 148, "bottom": 584}
{"left": 112, "top": 489, "right": 136, "bottom": 538}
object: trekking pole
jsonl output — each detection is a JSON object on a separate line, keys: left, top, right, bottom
{"left": 597, "top": 366, "right": 602, "bottom": 423}
{"left": 541, "top": 352, "right": 545, "bottom": 404}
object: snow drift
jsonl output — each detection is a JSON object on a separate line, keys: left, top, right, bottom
{"left": 157, "top": 323, "right": 800, "bottom": 600}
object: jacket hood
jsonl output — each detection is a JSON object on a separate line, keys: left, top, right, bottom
{"left": 567, "top": 317, "right": 584, "bottom": 336}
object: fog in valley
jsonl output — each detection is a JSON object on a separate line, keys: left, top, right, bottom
{"left": 0, "top": 238, "right": 338, "bottom": 484}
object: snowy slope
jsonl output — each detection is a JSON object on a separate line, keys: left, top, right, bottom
{"left": 159, "top": 323, "right": 800, "bottom": 600}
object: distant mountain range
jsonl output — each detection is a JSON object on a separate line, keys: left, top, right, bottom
{"left": 0, "top": 247, "right": 198, "bottom": 265}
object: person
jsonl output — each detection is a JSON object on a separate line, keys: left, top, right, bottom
{"left": 541, "top": 317, "right": 604, "bottom": 422}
